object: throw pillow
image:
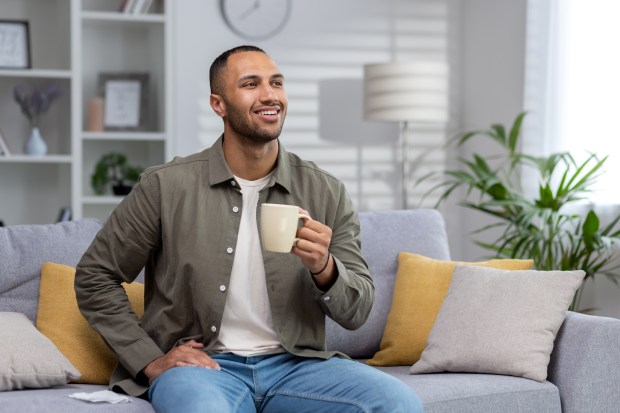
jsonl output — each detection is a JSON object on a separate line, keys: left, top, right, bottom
{"left": 367, "top": 253, "right": 533, "bottom": 366}
{"left": 35, "top": 262, "right": 144, "bottom": 384}
{"left": 410, "top": 265, "right": 585, "bottom": 381}
{"left": 0, "top": 312, "right": 81, "bottom": 390}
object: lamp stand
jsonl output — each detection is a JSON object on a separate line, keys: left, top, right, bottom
{"left": 400, "top": 120, "right": 410, "bottom": 209}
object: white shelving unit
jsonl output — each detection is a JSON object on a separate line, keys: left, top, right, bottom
{"left": 0, "top": 0, "right": 173, "bottom": 225}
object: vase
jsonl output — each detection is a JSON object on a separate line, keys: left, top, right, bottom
{"left": 24, "top": 127, "right": 48, "bottom": 156}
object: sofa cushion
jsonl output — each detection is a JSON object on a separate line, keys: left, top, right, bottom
{"left": 0, "top": 384, "right": 155, "bottom": 412}
{"left": 410, "top": 266, "right": 585, "bottom": 381}
{"left": 0, "top": 219, "right": 102, "bottom": 322}
{"left": 0, "top": 312, "right": 81, "bottom": 391}
{"left": 374, "top": 367, "right": 561, "bottom": 413}
{"left": 36, "top": 262, "right": 144, "bottom": 385}
{"left": 367, "top": 254, "right": 533, "bottom": 366}
{"left": 326, "top": 209, "right": 451, "bottom": 359}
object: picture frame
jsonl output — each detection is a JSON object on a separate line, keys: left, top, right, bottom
{"left": 0, "top": 20, "right": 31, "bottom": 69}
{"left": 98, "top": 72, "right": 149, "bottom": 131}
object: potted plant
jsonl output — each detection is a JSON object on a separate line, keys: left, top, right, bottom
{"left": 91, "top": 152, "right": 143, "bottom": 196}
{"left": 422, "top": 112, "right": 620, "bottom": 311}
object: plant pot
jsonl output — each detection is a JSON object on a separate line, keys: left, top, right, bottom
{"left": 112, "top": 183, "right": 133, "bottom": 196}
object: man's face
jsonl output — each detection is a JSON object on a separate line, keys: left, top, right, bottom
{"left": 217, "top": 51, "right": 288, "bottom": 144}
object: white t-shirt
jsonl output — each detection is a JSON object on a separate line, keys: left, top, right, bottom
{"left": 212, "top": 173, "right": 283, "bottom": 356}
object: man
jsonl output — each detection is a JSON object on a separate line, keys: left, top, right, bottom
{"left": 75, "top": 45, "right": 423, "bottom": 412}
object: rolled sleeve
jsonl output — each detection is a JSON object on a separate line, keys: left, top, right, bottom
{"left": 313, "top": 255, "right": 373, "bottom": 330}
{"left": 117, "top": 337, "right": 165, "bottom": 378}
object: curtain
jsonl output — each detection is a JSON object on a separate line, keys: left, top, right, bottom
{"left": 523, "top": 0, "right": 620, "bottom": 203}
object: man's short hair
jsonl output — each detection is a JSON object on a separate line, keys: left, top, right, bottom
{"left": 209, "top": 45, "right": 267, "bottom": 95}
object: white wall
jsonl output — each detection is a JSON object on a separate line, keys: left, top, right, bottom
{"left": 445, "top": 0, "right": 527, "bottom": 261}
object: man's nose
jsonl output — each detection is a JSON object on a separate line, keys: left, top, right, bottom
{"left": 259, "top": 84, "right": 278, "bottom": 103}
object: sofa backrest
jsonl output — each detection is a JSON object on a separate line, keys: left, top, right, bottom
{"left": 0, "top": 219, "right": 102, "bottom": 322}
{"left": 325, "top": 209, "right": 451, "bottom": 358}
{"left": 1, "top": 210, "right": 450, "bottom": 358}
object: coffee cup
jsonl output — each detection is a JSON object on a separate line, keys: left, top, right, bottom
{"left": 260, "top": 203, "right": 310, "bottom": 253}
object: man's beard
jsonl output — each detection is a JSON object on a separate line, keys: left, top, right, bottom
{"left": 224, "top": 98, "right": 285, "bottom": 144}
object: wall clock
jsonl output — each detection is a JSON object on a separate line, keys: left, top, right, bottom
{"left": 220, "top": 0, "right": 292, "bottom": 40}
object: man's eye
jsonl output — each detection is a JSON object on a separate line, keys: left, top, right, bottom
{"left": 245, "top": 82, "right": 257, "bottom": 87}
{"left": 273, "top": 81, "right": 284, "bottom": 87}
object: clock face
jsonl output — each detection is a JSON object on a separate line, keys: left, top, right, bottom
{"left": 220, "top": 0, "right": 291, "bottom": 40}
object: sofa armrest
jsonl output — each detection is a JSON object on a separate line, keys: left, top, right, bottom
{"left": 547, "top": 311, "right": 620, "bottom": 413}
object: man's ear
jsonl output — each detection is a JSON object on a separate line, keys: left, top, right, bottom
{"left": 210, "top": 94, "right": 225, "bottom": 118}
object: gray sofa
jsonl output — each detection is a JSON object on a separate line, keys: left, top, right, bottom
{"left": 1, "top": 209, "right": 619, "bottom": 412}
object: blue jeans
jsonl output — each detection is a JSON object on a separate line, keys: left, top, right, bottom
{"left": 148, "top": 352, "right": 423, "bottom": 412}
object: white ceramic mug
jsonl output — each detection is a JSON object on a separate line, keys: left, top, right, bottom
{"left": 260, "top": 203, "right": 310, "bottom": 253}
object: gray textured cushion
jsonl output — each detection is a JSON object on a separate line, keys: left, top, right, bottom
{"left": 0, "top": 312, "right": 81, "bottom": 391}
{"left": 326, "top": 209, "right": 451, "bottom": 358}
{"left": 374, "top": 366, "right": 561, "bottom": 413}
{"left": 547, "top": 311, "right": 620, "bottom": 413}
{"left": 0, "top": 219, "right": 101, "bottom": 322}
{"left": 0, "top": 383, "right": 155, "bottom": 412}
{"left": 411, "top": 266, "right": 585, "bottom": 381}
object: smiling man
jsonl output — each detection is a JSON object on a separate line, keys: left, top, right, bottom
{"left": 75, "top": 46, "right": 423, "bottom": 412}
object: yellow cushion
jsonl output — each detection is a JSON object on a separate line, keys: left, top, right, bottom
{"left": 35, "top": 262, "right": 144, "bottom": 384}
{"left": 367, "top": 253, "right": 533, "bottom": 366}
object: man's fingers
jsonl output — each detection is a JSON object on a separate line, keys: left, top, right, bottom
{"left": 184, "top": 339, "right": 205, "bottom": 349}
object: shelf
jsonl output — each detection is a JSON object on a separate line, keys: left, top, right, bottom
{"left": 0, "top": 155, "right": 72, "bottom": 163}
{"left": 82, "top": 195, "right": 124, "bottom": 205}
{"left": 82, "top": 131, "right": 167, "bottom": 141}
{"left": 0, "top": 69, "right": 73, "bottom": 79}
{"left": 81, "top": 11, "right": 165, "bottom": 24}
{"left": 0, "top": 0, "right": 170, "bottom": 224}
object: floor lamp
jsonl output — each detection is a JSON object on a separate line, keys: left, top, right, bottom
{"left": 363, "top": 62, "right": 449, "bottom": 209}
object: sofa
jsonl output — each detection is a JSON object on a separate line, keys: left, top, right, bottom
{"left": 1, "top": 209, "right": 619, "bottom": 412}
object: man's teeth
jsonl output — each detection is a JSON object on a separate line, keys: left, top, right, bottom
{"left": 259, "top": 110, "right": 277, "bottom": 115}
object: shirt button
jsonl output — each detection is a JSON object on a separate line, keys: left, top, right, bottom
{"left": 230, "top": 180, "right": 236, "bottom": 187}
{"left": 227, "top": 247, "right": 234, "bottom": 254}
{"left": 323, "top": 296, "right": 331, "bottom": 301}
{"left": 211, "top": 325, "right": 217, "bottom": 333}
{"left": 219, "top": 285, "right": 226, "bottom": 292}
{"left": 232, "top": 206, "right": 239, "bottom": 213}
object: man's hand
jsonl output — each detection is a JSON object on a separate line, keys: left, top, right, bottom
{"left": 142, "top": 340, "right": 220, "bottom": 380}
{"left": 292, "top": 209, "right": 337, "bottom": 290}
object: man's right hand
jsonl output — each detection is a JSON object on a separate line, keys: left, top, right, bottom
{"left": 142, "top": 340, "right": 221, "bottom": 380}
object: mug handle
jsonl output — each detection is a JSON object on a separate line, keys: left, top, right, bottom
{"left": 293, "top": 214, "right": 311, "bottom": 247}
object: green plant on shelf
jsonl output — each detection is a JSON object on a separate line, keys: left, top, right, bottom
{"left": 91, "top": 152, "right": 143, "bottom": 196}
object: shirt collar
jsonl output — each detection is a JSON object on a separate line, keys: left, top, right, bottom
{"left": 207, "top": 134, "right": 292, "bottom": 194}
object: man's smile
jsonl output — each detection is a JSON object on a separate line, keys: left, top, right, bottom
{"left": 254, "top": 106, "right": 281, "bottom": 122}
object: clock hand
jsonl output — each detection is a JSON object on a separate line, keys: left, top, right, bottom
{"left": 239, "top": 0, "right": 261, "bottom": 20}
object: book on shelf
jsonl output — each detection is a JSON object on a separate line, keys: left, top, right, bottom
{"left": 0, "top": 129, "right": 11, "bottom": 156}
{"left": 119, "top": 0, "right": 153, "bottom": 14}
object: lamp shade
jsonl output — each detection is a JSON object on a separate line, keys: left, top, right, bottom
{"left": 363, "top": 62, "right": 449, "bottom": 123}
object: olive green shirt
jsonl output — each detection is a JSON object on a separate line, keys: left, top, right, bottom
{"left": 75, "top": 136, "right": 373, "bottom": 397}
